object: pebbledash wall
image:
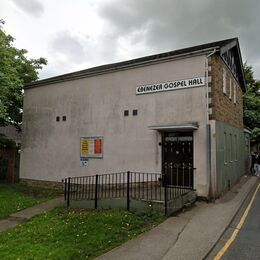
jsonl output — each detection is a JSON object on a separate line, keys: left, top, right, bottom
{"left": 20, "top": 38, "right": 248, "bottom": 199}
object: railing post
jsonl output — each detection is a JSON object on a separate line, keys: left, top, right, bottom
{"left": 164, "top": 185, "right": 168, "bottom": 216}
{"left": 127, "top": 171, "right": 130, "bottom": 211}
{"left": 64, "top": 178, "right": 67, "bottom": 201}
{"left": 67, "top": 177, "right": 71, "bottom": 209}
{"left": 95, "top": 174, "right": 99, "bottom": 209}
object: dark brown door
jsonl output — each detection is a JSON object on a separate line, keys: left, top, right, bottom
{"left": 162, "top": 132, "right": 193, "bottom": 187}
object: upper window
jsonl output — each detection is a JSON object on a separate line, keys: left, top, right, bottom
{"left": 229, "top": 78, "right": 232, "bottom": 100}
{"left": 223, "top": 68, "right": 227, "bottom": 94}
{"left": 234, "top": 83, "right": 237, "bottom": 104}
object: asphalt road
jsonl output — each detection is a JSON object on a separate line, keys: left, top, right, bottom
{"left": 207, "top": 178, "right": 260, "bottom": 260}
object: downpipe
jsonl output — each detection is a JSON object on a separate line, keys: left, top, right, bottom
{"left": 205, "top": 49, "right": 217, "bottom": 201}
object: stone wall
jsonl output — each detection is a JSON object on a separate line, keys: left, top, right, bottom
{"left": 209, "top": 55, "right": 243, "bottom": 129}
{"left": 20, "top": 178, "right": 64, "bottom": 191}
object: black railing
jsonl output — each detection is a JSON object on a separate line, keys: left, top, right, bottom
{"left": 64, "top": 167, "right": 195, "bottom": 215}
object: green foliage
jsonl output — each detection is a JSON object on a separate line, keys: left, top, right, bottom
{"left": 0, "top": 207, "right": 165, "bottom": 259}
{"left": 243, "top": 63, "right": 260, "bottom": 144}
{"left": 0, "top": 20, "right": 47, "bottom": 130}
{"left": 0, "top": 183, "right": 61, "bottom": 219}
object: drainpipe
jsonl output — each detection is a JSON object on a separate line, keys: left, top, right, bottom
{"left": 205, "top": 49, "right": 217, "bottom": 200}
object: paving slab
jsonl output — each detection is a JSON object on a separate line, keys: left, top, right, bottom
{"left": 9, "top": 197, "right": 63, "bottom": 219}
{"left": 0, "top": 197, "right": 64, "bottom": 232}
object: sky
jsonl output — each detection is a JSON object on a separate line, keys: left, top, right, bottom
{"left": 1, "top": 0, "right": 260, "bottom": 80}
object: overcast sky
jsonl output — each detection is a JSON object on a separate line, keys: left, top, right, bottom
{"left": 1, "top": 0, "right": 259, "bottom": 80}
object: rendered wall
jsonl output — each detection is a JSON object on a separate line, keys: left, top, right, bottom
{"left": 215, "top": 121, "right": 246, "bottom": 196}
{"left": 20, "top": 55, "right": 209, "bottom": 196}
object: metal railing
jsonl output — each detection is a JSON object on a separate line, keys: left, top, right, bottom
{"left": 64, "top": 167, "right": 195, "bottom": 215}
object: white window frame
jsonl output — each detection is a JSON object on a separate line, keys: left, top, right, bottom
{"left": 223, "top": 68, "right": 227, "bottom": 94}
{"left": 229, "top": 78, "right": 232, "bottom": 100}
{"left": 234, "top": 83, "right": 237, "bottom": 104}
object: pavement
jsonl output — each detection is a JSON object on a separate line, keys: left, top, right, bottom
{"left": 0, "top": 197, "right": 63, "bottom": 232}
{"left": 97, "top": 175, "right": 258, "bottom": 260}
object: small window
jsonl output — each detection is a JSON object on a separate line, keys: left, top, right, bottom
{"left": 234, "top": 83, "right": 237, "bottom": 104}
{"left": 56, "top": 116, "right": 60, "bottom": 122}
{"left": 223, "top": 68, "right": 226, "bottom": 94}
{"left": 229, "top": 78, "right": 232, "bottom": 100}
{"left": 124, "top": 110, "right": 129, "bottom": 116}
{"left": 62, "top": 116, "right": 66, "bottom": 121}
{"left": 133, "top": 109, "right": 138, "bottom": 116}
{"left": 224, "top": 132, "right": 227, "bottom": 164}
{"left": 230, "top": 134, "right": 233, "bottom": 162}
{"left": 234, "top": 135, "right": 237, "bottom": 160}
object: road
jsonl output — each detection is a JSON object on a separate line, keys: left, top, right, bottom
{"left": 207, "top": 179, "right": 260, "bottom": 260}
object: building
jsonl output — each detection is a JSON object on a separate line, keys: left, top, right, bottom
{"left": 0, "top": 125, "right": 21, "bottom": 182}
{"left": 20, "top": 38, "right": 248, "bottom": 199}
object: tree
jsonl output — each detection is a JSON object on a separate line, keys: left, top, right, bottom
{"left": 243, "top": 63, "right": 260, "bottom": 147}
{"left": 0, "top": 20, "right": 47, "bottom": 132}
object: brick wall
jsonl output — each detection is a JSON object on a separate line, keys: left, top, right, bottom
{"left": 209, "top": 55, "right": 243, "bottom": 129}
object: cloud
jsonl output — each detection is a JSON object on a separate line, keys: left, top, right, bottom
{"left": 7, "top": 0, "right": 259, "bottom": 80}
{"left": 97, "top": 0, "right": 260, "bottom": 78}
{"left": 51, "top": 32, "right": 87, "bottom": 63}
{"left": 11, "top": 0, "right": 44, "bottom": 17}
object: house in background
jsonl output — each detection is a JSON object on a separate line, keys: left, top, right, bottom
{"left": 20, "top": 38, "right": 249, "bottom": 199}
{"left": 0, "top": 125, "right": 21, "bottom": 182}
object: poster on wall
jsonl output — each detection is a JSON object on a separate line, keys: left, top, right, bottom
{"left": 80, "top": 136, "right": 103, "bottom": 158}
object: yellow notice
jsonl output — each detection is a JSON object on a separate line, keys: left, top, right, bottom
{"left": 81, "top": 138, "right": 89, "bottom": 156}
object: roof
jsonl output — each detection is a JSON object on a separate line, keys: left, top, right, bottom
{"left": 25, "top": 38, "right": 246, "bottom": 90}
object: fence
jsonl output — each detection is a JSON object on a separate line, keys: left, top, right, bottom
{"left": 64, "top": 168, "right": 195, "bottom": 216}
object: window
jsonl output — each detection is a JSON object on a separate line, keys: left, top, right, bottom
{"left": 234, "top": 135, "right": 237, "bottom": 160}
{"left": 133, "top": 109, "right": 138, "bottom": 116}
{"left": 234, "top": 83, "right": 237, "bottom": 104}
{"left": 62, "top": 116, "right": 66, "bottom": 121}
{"left": 224, "top": 132, "right": 227, "bottom": 163}
{"left": 124, "top": 110, "right": 129, "bottom": 116}
{"left": 229, "top": 78, "right": 232, "bottom": 100}
{"left": 230, "top": 134, "right": 233, "bottom": 162}
{"left": 56, "top": 116, "right": 60, "bottom": 122}
{"left": 223, "top": 68, "right": 227, "bottom": 94}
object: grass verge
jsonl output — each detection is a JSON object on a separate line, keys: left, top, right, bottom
{"left": 0, "top": 183, "right": 62, "bottom": 219}
{"left": 0, "top": 207, "right": 165, "bottom": 259}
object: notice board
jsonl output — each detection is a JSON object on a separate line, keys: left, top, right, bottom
{"left": 80, "top": 137, "right": 103, "bottom": 158}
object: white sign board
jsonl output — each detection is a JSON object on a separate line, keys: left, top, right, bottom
{"left": 136, "top": 77, "right": 205, "bottom": 95}
{"left": 80, "top": 157, "right": 89, "bottom": 167}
